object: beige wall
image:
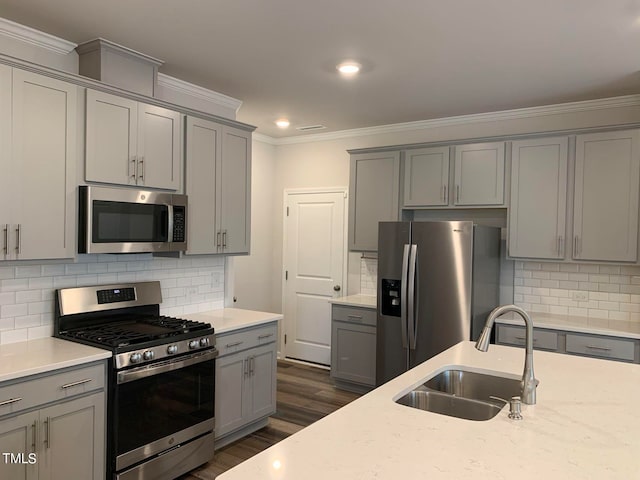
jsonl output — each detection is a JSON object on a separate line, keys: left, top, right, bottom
{"left": 261, "top": 104, "right": 640, "bottom": 314}
{"left": 232, "top": 139, "right": 278, "bottom": 312}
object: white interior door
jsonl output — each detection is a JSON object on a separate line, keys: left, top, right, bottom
{"left": 283, "top": 190, "right": 346, "bottom": 365}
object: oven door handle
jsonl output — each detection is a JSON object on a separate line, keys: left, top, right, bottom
{"left": 117, "top": 349, "right": 218, "bottom": 384}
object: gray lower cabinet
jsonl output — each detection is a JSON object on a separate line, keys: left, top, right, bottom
{"left": 330, "top": 305, "right": 377, "bottom": 392}
{"left": 0, "top": 362, "right": 106, "bottom": 480}
{"left": 215, "top": 322, "right": 277, "bottom": 448}
{"left": 496, "top": 323, "right": 640, "bottom": 363}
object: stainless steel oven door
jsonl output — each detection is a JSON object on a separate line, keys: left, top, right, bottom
{"left": 113, "top": 348, "right": 217, "bottom": 472}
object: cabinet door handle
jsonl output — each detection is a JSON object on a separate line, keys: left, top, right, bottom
{"left": 574, "top": 236, "right": 578, "bottom": 257}
{"left": 514, "top": 336, "right": 538, "bottom": 344}
{"left": 347, "top": 314, "right": 363, "bottom": 320}
{"left": 456, "top": 185, "right": 460, "bottom": 203}
{"left": 138, "top": 156, "right": 145, "bottom": 181}
{"left": 15, "top": 225, "right": 20, "bottom": 254}
{"left": 258, "top": 333, "right": 274, "bottom": 340}
{"left": 31, "top": 421, "right": 37, "bottom": 452}
{"left": 250, "top": 356, "right": 255, "bottom": 376}
{"left": 2, "top": 224, "right": 7, "bottom": 255}
{"left": 60, "top": 378, "right": 92, "bottom": 389}
{"left": 586, "top": 345, "right": 611, "bottom": 352}
{"left": 130, "top": 156, "right": 137, "bottom": 180}
{"left": 216, "top": 231, "right": 221, "bottom": 248}
{"left": 244, "top": 358, "right": 249, "bottom": 377}
{"left": 225, "top": 341, "right": 243, "bottom": 348}
{"left": 558, "top": 236, "right": 564, "bottom": 256}
{"left": 0, "top": 397, "right": 22, "bottom": 407}
{"left": 44, "top": 416, "right": 50, "bottom": 449}
{"left": 222, "top": 230, "right": 227, "bottom": 248}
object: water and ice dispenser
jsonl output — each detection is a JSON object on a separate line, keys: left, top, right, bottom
{"left": 380, "top": 279, "right": 401, "bottom": 317}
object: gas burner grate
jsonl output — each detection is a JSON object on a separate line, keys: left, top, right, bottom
{"left": 140, "top": 316, "right": 211, "bottom": 332}
{"left": 64, "top": 326, "right": 151, "bottom": 347}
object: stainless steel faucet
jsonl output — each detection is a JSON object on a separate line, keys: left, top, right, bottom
{"left": 475, "top": 305, "right": 538, "bottom": 405}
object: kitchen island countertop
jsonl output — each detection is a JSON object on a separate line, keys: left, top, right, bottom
{"left": 0, "top": 337, "right": 111, "bottom": 383}
{"left": 218, "top": 341, "right": 640, "bottom": 479}
{"left": 185, "top": 308, "right": 282, "bottom": 335}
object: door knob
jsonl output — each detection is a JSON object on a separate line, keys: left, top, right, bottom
{"left": 333, "top": 285, "right": 341, "bottom": 291}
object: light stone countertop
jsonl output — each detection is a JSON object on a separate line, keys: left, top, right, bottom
{"left": 496, "top": 311, "right": 640, "bottom": 339}
{"left": 328, "top": 294, "right": 376, "bottom": 309}
{"left": 0, "top": 337, "right": 111, "bottom": 383}
{"left": 185, "top": 308, "right": 282, "bottom": 335}
{"left": 219, "top": 341, "right": 640, "bottom": 480}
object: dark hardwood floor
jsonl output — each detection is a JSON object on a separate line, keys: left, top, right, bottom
{"left": 181, "top": 360, "right": 361, "bottom": 479}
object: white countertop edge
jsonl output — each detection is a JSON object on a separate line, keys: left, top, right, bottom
{"left": 328, "top": 294, "right": 376, "bottom": 309}
{"left": 185, "top": 308, "right": 282, "bottom": 335}
{"left": 0, "top": 337, "right": 111, "bottom": 383}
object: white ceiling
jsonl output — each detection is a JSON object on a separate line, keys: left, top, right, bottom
{"left": 2, "top": 0, "right": 640, "bottom": 138}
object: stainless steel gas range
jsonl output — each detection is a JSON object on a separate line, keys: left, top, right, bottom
{"left": 54, "top": 281, "right": 217, "bottom": 480}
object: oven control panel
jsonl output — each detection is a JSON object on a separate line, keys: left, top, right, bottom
{"left": 115, "top": 333, "right": 216, "bottom": 369}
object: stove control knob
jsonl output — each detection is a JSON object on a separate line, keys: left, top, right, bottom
{"left": 167, "top": 345, "right": 178, "bottom": 355}
{"left": 200, "top": 338, "right": 209, "bottom": 347}
{"left": 130, "top": 352, "right": 142, "bottom": 364}
{"left": 189, "top": 340, "right": 199, "bottom": 350}
{"left": 143, "top": 350, "right": 155, "bottom": 361}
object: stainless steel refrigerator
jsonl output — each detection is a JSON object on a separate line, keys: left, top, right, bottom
{"left": 376, "top": 221, "right": 500, "bottom": 385}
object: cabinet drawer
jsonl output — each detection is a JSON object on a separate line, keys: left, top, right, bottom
{"left": 0, "top": 362, "right": 105, "bottom": 417}
{"left": 496, "top": 325, "right": 558, "bottom": 351}
{"left": 566, "top": 333, "right": 636, "bottom": 362}
{"left": 216, "top": 322, "right": 278, "bottom": 357}
{"left": 332, "top": 305, "right": 376, "bottom": 326}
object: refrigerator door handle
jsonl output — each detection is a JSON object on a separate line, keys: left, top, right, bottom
{"left": 408, "top": 244, "right": 418, "bottom": 350}
{"left": 400, "top": 244, "right": 410, "bottom": 349}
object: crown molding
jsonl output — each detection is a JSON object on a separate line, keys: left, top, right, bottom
{"left": 264, "top": 94, "right": 640, "bottom": 146}
{"left": 76, "top": 38, "right": 163, "bottom": 66}
{"left": 0, "top": 17, "right": 76, "bottom": 55}
{"left": 157, "top": 73, "right": 242, "bottom": 113}
{"left": 252, "top": 133, "right": 278, "bottom": 145}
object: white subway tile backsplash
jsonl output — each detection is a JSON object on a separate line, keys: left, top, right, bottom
{"left": 598, "top": 283, "right": 619, "bottom": 293}
{"left": 15, "top": 266, "right": 41, "bottom": 278}
{"left": 578, "top": 264, "right": 599, "bottom": 273}
{"left": 41, "top": 264, "right": 65, "bottom": 276}
{"left": 0, "top": 292, "right": 14, "bottom": 305}
{"left": 1, "top": 303, "right": 28, "bottom": 318}
{"left": 16, "top": 290, "right": 41, "bottom": 303}
{"left": 0, "top": 267, "right": 14, "bottom": 280}
{"left": 599, "top": 265, "right": 621, "bottom": 275}
{"left": 609, "top": 311, "right": 630, "bottom": 321}
{"left": 28, "top": 277, "right": 53, "bottom": 290}
{"left": 0, "top": 255, "right": 225, "bottom": 344}
{"left": 588, "top": 309, "right": 609, "bottom": 319}
{"left": 516, "top": 262, "right": 640, "bottom": 323}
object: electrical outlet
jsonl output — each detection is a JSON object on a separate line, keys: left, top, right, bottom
{"left": 187, "top": 287, "right": 198, "bottom": 295}
{"left": 570, "top": 291, "right": 588, "bottom": 301}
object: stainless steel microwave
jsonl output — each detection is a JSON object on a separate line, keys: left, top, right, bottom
{"left": 78, "top": 185, "right": 187, "bottom": 254}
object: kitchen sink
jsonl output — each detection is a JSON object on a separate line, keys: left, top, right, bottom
{"left": 396, "top": 369, "right": 521, "bottom": 421}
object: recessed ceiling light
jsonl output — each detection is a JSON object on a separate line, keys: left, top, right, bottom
{"left": 275, "top": 119, "right": 290, "bottom": 128}
{"left": 337, "top": 62, "right": 361, "bottom": 75}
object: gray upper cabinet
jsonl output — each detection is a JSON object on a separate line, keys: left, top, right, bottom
{"left": 220, "top": 125, "right": 251, "bottom": 254}
{"left": 402, "top": 147, "right": 450, "bottom": 207}
{"left": 453, "top": 142, "right": 505, "bottom": 206}
{"left": 509, "top": 137, "right": 568, "bottom": 259}
{"left": 86, "top": 89, "right": 181, "bottom": 190}
{"left": 1, "top": 66, "right": 77, "bottom": 261}
{"left": 185, "top": 117, "right": 251, "bottom": 255}
{"left": 573, "top": 130, "right": 640, "bottom": 262}
{"left": 349, "top": 152, "right": 400, "bottom": 251}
